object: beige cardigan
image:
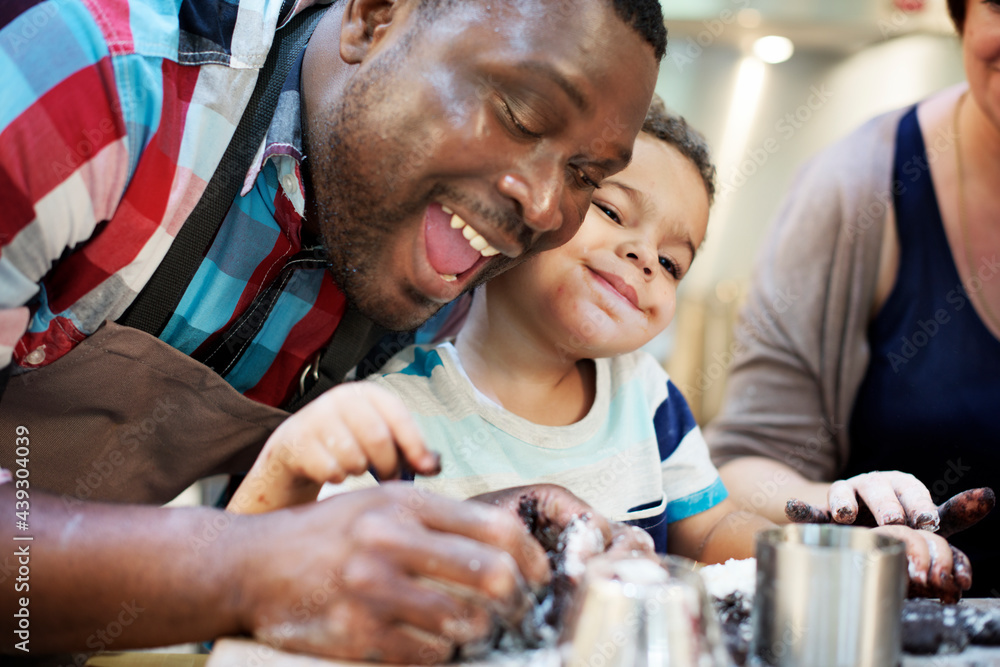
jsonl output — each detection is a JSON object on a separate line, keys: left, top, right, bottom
{"left": 706, "top": 106, "right": 909, "bottom": 480}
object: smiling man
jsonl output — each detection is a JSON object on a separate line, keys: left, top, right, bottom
{"left": 303, "top": 0, "right": 659, "bottom": 332}
{"left": 0, "top": 0, "right": 663, "bottom": 661}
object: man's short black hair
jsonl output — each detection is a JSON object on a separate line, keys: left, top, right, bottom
{"left": 419, "top": 0, "right": 666, "bottom": 61}
{"left": 641, "top": 95, "right": 716, "bottom": 205}
{"left": 947, "top": 0, "right": 965, "bottom": 34}
{"left": 610, "top": 0, "right": 667, "bottom": 61}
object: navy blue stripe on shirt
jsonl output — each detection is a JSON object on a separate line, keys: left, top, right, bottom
{"left": 653, "top": 379, "right": 699, "bottom": 461}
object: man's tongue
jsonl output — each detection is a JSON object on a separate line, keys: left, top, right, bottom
{"left": 424, "top": 204, "right": 482, "bottom": 277}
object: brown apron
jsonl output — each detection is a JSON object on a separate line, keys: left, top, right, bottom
{"left": 0, "top": 321, "right": 287, "bottom": 505}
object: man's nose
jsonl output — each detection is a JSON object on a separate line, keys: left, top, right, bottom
{"left": 497, "top": 163, "right": 565, "bottom": 236}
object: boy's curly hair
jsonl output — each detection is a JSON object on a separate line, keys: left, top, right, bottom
{"left": 641, "top": 95, "right": 717, "bottom": 205}
{"left": 947, "top": 0, "right": 965, "bottom": 34}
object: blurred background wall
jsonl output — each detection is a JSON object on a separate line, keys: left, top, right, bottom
{"left": 653, "top": 0, "right": 965, "bottom": 424}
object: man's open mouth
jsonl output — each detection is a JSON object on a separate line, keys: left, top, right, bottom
{"left": 424, "top": 203, "right": 503, "bottom": 283}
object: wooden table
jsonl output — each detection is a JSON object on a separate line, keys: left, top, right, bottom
{"left": 205, "top": 637, "right": 1000, "bottom": 667}
{"left": 85, "top": 654, "right": 208, "bottom": 667}
{"left": 87, "top": 599, "right": 1000, "bottom": 667}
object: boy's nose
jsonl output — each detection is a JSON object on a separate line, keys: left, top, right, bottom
{"left": 625, "top": 247, "right": 655, "bottom": 278}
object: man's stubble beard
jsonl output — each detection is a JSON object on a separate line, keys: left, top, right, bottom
{"left": 303, "top": 52, "right": 443, "bottom": 332}
{"left": 301, "top": 27, "right": 534, "bottom": 332}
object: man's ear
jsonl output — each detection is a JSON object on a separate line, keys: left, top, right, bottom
{"left": 340, "top": 0, "right": 404, "bottom": 64}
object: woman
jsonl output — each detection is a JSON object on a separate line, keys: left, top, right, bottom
{"left": 707, "top": 0, "right": 1000, "bottom": 597}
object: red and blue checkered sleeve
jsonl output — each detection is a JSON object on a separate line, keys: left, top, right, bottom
{"left": 0, "top": 0, "right": 137, "bottom": 369}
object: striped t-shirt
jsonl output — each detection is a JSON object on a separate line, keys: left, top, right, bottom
{"left": 371, "top": 342, "right": 728, "bottom": 553}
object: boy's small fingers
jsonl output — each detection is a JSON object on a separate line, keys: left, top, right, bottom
{"left": 293, "top": 444, "right": 347, "bottom": 485}
{"left": 330, "top": 436, "right": 373, "bottom": 477}
{"left": 337, "top": 397, "right": 402, "bottom": 477}
{"left": 422, "top": 451, "right": 443, "bottom": 476}
{"left": 370, "top": 388, "right": 437, "bottom": 474}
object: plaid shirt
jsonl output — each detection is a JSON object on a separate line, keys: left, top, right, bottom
{"left": 0, "top": 0, "right": 347, "bottom": 407}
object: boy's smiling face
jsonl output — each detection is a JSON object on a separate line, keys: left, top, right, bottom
{"left": 492, "top": 132, "right": 711, "bottom": 359}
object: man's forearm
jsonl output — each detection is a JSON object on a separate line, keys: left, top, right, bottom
{"left": 718, "top": 457, "right": 831, "bottom": 524}
{"left": 1, "top": 484, "right": 245, "bottom": 654}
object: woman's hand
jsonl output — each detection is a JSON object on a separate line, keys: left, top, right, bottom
{"left": 783, "top": 474, "right": 993, "bottom": 603}
{"left": 872, "top": 525, "right": 972, "bottom": 604}
{"left": 784, "top": 472, "right": 994, "bottom": 535}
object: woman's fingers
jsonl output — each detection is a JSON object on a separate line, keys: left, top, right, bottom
{"left": 951, "top": 544, "right": 973, "bottom": 591}
{"left": 827, "top": 480, "right": 860, "bottom": 523}
{"left": 876, "top": 525, "right": 970, "bottom": 604}
{"left": 785, "top": 498, "right": 831, "bottom": 523}
{"left": 937, "top": 487, "right": 996, "bottom": 538}
{"left": 851, "top": 473, "right": 906, "bottom": 526}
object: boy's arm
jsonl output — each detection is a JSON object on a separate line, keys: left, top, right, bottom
{"left": 228, "top": 382, "right": 440, "bottom": 514}
{"left": 667, "top": 497, "right": 774, "bottom": 564}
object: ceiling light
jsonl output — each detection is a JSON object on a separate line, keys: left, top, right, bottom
{"left": 753, "top": 35, "right": 795, "bottom": 64}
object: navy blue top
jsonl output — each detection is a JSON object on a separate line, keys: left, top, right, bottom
{"left": 847, "top": 107, "right": 1000, "bottom": 596}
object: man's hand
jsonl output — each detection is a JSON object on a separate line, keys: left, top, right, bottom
{"left": 229, "top": 383, "right": 441, "bottom": 513}
{"left": 236, "top": 483, "right": 551, "bottom": 664}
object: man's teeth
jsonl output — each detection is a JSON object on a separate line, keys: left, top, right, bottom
{"left": 443, "top": 209, "right": 500, "bottom": 257}
{"left": 439, "top": 273, "right": 457, "bottom": 282}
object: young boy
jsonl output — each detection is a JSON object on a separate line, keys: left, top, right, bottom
{"left": 231, "top": 97, "right": 772, "bottom": 561}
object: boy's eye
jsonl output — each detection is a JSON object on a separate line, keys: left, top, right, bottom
{"left": 595, "top": 202, "right": 621, "bottom": 224}
{"left": 659, "top": 256, "right": 681, "bottom": 280}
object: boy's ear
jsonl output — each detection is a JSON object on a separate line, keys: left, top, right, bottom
{"left": 340, "top": 0, "right": 405, "bottom": 64}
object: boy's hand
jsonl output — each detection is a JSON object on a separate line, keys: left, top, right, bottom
{"left": 230, "top": 383, "right": 440, "bottom": 513}
{"left": 471, "top": 483, "right": 614, "bottom": 554}
{"left": 606, "top": 523, "right": 656, "bottom": 557}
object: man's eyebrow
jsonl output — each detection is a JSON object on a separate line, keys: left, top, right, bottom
{"left": 602, "top": 180, "right": 699, "bottom": 262}
{"left": 592, "top": 147, "right": 634, "bottom": 173}
{"left": 514, "top": 61, "right": 589, "bottom": 112}
{"left": 509, "top": 62, "right": 633, "bottom": 168}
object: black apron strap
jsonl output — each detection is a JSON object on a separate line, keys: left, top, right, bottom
{"left": 286, "top": 307, "right": 387, "bottom": 412}
{"left": 118, "top": 1, "right": 328, "bottom": 335}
